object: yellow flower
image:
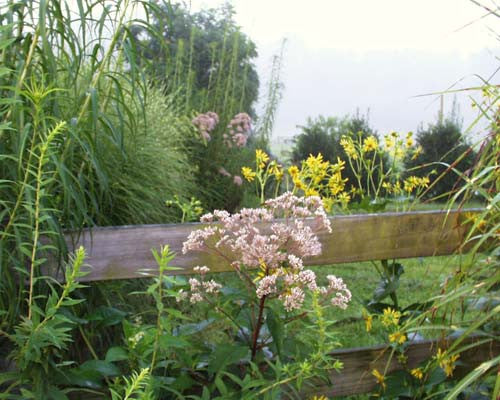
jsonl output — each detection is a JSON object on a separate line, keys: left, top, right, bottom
{"left": 328, "top": 172, "right": 347, "bottom": 195}
{"left": 392, "top": 181, "right": 402, "bottom": 195}
{"left": 362, "top": 136, "right": 378, "bottom": 152}
{"left": 404, "top": 176, "right": 430, "bottom": 193}
{"left": 242, "top": 167, "right": 256, "bottom": 182}
{"left": 293, "top": 178, "right": 305, "bottom": 191}
{"left": 305, "top": 188, "right": 319, "bottom": 197}
{"left": 406, "top": 137, "right": 414, "bottom": 148}
{"left": 384, "top": 135, "right": 395, "bottom": 149}
{"left": 372, "top": 369, "right": 386, "bottom": 390}
{"left": 389, "top": 331, "right": 407, "bottom": 344}
{"left": 288, "top": 165, "right": 300, "bottom": 177}
{"left": 411, "top": 368, "right": 423, "bottom": 380}
{"left": 255, "top": 149, "right": 269, "bottom": 169}
{"left": 309, "top": 396, "right": 328, "bottom": 400}
{"left": 363, "top": 311, "right": 373, "bottom": 332}
{"left": 321, "top": 197, "right": 333, "bottom": 213}
{"left": 274, "top": 166, "right": 284, "bottom": 181}
{"left": 436, "top": 348, "right": 459, "bottom": 377}
{"left": 381, "top": 307, "right": 401, "bottom": 327}
{"left": 338, "top": 192, "right": 351, "bottom": 207}
{"left": 394, "top": 146, "right": 405, "bottom": 160}
{"left": 411, "top": 145, "right": 423, "bottom": 160}
{"left": 340, "top": 137, "right": 358, "bottom": 160}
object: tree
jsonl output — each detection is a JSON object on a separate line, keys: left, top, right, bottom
{"left": 404, "top": 118, "right": 476, "bottom": 200}
{"left": 130, "top": 2, "right": 259, "bottom": 115}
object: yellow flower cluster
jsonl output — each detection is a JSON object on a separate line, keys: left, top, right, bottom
{"left": 289, "top": 153, "right": 350, "bottom": 211}
{"left": 241, "top": 149, "right": 284, "bottom": 202}
{"left": 403, "top": 176, "right": 430, "bottom": 193}
{"left": 383, "top": 131, "right": 420, "bottom": 161}
{"left": 381, "top": 307, "right": 401, "bottom": 327}
{"left": 436, "top": 348, "right": 460, "bottom": 377}
{"left": 410, "top": 368, "right": 424, "bottom": 380}
{"left": 388, "top": 331, "right": 407, "bottom": 344}
{"left": 242, "top": 166, "right": 256, "bottom": 182}
{"left": 362, "top": 136, "right": 378, "bottom": 152}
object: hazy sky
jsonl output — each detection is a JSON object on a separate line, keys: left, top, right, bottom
{"left": 189, "top": 0, "right": 499, "bottom": 142}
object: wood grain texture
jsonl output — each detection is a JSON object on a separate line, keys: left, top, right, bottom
{"left": 315, "top": 335, "right": 500, "bottom": 396}
{"left": 51, "top": 209, "right": 475, "bottom": 282}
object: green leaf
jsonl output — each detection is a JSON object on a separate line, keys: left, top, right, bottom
{"left": 80, "top": 360, "right": 120, "bottom": 377}
{"left": 266, "top": 308, "right": 284, "bottom": 359}
{"left": 159, "top": 334, "right": 190, "bottom": 348}
{"left": 208, "top": 345, "right": 249, "bottom": 374}
{"left": 105, "top": 347, "right": 129, "bottom": 362}
{"left": 86, "top": 306, "right": 126, "bottom": 327}
{"left": 173, "top": 318, "right": 214, "bottom": 336}
{"left": 373, "top": 277, "right": 400, "bottom": 302}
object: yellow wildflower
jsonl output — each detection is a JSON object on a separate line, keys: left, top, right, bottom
{"left": 412, "top": 145, "right": 423, "bottom": 160}
{"left": 305, "top": 188, "right": 319, "bottom": 197}
{"left": 394, "top": 146, "right": 405, "bottom": 160}
{"left": 288, "top": 165, "right": 300, "bottom": 177}
{"left": 242, "top": 167, "right": 256, "bottom": 182}
{"left": 322, "top": 197, "right": 334, "bottom": 213}
{"left": 340, "top": 136, "right": 358, "bottom": 160}
{"left": 436, "top": 348, "right": 459, "bottom": 377}
{"left": 406, "top": 137, "right": 414, "bottom": 148}
{"left": 255, "top": 149, "right": 269, "bottom": 169}
{"left": 410, "top": 368, "right": 423, "bottom": 380}
{"left": 328, "top": 172, "right": 347, "bottom": 195}
{"left": 363, "top": 311, "right": 373, "bottom": 332}
{"left": 392, "top": 180, "right": 402, "bottom": 195}
{"left": 381, "top": 307, "right": 401, "bottom": 327}
{"left": 293, "top": 178, "right": 305, "bottom": 191}
{"left": 389, "top": 331, "right": 407, "bottom": 344}
{"left": 384, "top": 135, "right": 395, "bottom": 150}
{"left": 404, "top": 176, "right": 430, "bottom": 193}
{"left": 309, "top": 396, "right": 328, "bottom": 400}
{"left": 372, "top": 369, "right": 386, "bottom": 390}
{"left": 362, "top": 136, "right": 378, "bottom": 152}
{"left": 338, "top": 192, "right": 351, "bottom": 207}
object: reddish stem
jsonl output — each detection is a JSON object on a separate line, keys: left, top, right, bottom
{"left": 251, "top": 295, "right": 267, "bottom": 360}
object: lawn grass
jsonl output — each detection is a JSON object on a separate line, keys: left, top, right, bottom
{"left": 312, "top": 255, "right": 461, "bottom": 349}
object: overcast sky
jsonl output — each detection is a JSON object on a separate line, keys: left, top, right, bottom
{"left": 189, "top": 0, "right": 499, "bottom": 142}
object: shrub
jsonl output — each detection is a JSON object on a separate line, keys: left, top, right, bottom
{"left": 404, "top": 118, "right": 476, "bottom": 200}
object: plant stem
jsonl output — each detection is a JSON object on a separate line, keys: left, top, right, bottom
{"left": 251, "top": 295, "right": 267, "bottom": 360}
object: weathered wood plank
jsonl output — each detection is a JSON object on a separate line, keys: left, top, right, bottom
{"left": 317, "top": 335, "right": 500, "bottom": 396}
{"left": 51, "top": 210, "right": 475, "bottom": 282}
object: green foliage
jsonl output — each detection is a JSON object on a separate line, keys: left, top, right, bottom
{"left": 404, "top": 117, "right": 476, "bottom": 200}
{"left": 1, "top": 247, "right": 88, "bottom": 398}
{"left": 131, "top": 1, "right": 259, "bottom": 116}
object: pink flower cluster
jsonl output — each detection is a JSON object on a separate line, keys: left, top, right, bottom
{"left": 178, "top": 266, "right": 222, "bottom": 303}
{"left": 217, "top": 167, "right": 243, "bottom": 186}
{"left": 192, "top": 111, "right": 219, "bottom": 141}
{"left": 223, "top": 112, "right": 251, "bottom": 148}
{"left": 182, "top": 192, "right": 351, "bottom": 312}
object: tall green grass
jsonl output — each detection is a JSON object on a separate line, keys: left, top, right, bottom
{"left": 0, "top": 0, "right": 197, "bottom": 332}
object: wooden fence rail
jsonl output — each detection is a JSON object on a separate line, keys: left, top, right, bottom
{"left": 47, "top": 209, "right": 498, "bottom": 397}
{"left": 54, "top": 209, "right": 475, "bottom": 282}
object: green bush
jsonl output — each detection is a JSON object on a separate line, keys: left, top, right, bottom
{"left": 404, "top": 118, "right": 476, "bottom": 200}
